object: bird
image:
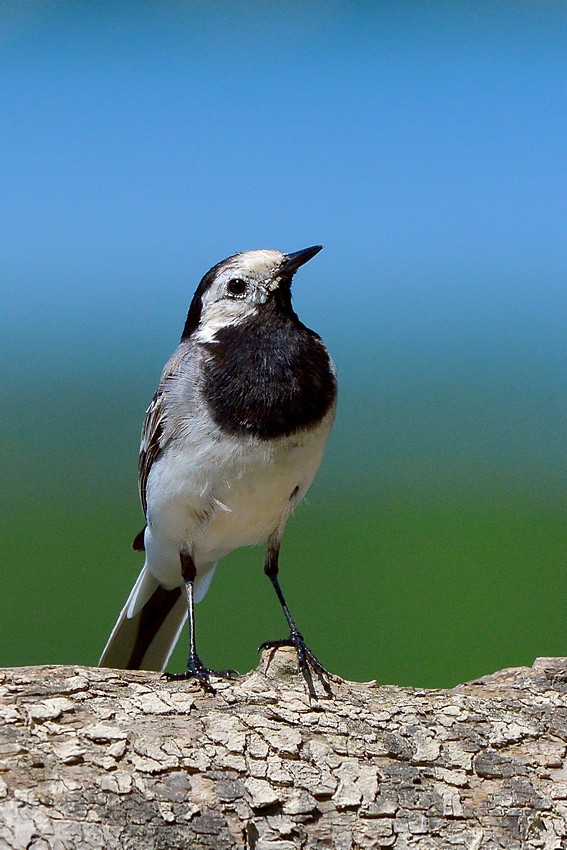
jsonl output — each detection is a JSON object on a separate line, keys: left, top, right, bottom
{"left": 99, "top": 245, "right": 337, "bottom": 690}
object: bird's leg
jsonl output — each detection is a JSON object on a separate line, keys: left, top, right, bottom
{"left": 164, "top": 551, "right": 238, "bottom": 691}
{"left": 258, "top": 537, "right": 331, "bottom": 680}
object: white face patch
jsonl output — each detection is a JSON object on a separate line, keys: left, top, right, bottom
{"left": 195, "top": 249, "right": 286, "bottom": 344}
{"left": 195, "top": 298, "right": 259, "bottom": 343}
{"left": 228, "top": 249, "right": 283, "bottom": 277}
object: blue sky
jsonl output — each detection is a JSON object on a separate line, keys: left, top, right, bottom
{"left": 2, "top": 1, "right": 567, "bottom": 479}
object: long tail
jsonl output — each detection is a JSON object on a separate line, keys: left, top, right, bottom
{"left": 99, "top": 568, "right": 187, "bottom": 672}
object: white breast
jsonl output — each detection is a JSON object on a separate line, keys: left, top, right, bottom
{"left": 143, "top": 407, "right": 335, "bottom": 590}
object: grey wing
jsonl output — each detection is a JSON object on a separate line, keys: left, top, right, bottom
{"left": 137, "top": 344, "right": 199, "bottom": 529}
{"left": 138, "top": 390, "right": 166, "bottom": 517}
{"left": 138, "top": 344, "right": 197, "bottom": 517}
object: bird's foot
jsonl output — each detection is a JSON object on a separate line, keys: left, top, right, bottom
{"left": 259, "top": 630, "right": 331, "bottom": 680}
{"left": 163, "top": 654, "right": 239, "bottom": 693}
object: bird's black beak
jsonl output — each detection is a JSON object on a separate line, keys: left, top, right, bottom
{"left": 280, "top": 245, "right": 323, "bottom": 276}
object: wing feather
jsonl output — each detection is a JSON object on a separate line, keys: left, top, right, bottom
{"left": 138, "top": 390, "right": 166, "bottom": 516}
{"left": 137, "top": 346, "right": 194, "bottom": 519}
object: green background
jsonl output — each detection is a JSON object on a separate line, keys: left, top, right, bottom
{"left": 3, "top": 358, "right": 565, "bottom": 688}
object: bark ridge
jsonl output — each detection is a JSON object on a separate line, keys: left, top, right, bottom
{"left": 1, "top": 650, "right": 566, "bottom": 849}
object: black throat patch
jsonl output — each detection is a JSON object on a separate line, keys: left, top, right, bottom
{"left": 201, "top": 303, "right": 336, "bottom": 440}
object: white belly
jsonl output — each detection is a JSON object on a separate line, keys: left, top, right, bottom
{"left": 143, "top": 410, "right": 334, "bottom": 590}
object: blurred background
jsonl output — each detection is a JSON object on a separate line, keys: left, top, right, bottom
{"left": 2, "top": 1, "right": 566, "bottom": 688}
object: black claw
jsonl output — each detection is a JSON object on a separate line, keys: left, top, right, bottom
{"left": 163, "top": 656, "right": 239, "bottom": 693}
{"left": 216, "top": 668, "right": 240, "bottom": 680}
{"left": 163, "top": 668, "right": 215, "bottom": 693}
{"left": 259, "top": 632, "right": 331, "bottom": 679}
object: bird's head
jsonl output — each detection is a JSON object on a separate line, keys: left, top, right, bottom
{"left": 181, "top": 246, "right": 323, "bottom": 342}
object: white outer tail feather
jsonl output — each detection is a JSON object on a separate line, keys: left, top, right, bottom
{"left": 98, "top": 563, "right": 217, "bottom": 672}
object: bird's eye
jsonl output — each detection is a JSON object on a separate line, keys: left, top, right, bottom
{"left": 226, "top": 278, "right": 247, "bottom": 297}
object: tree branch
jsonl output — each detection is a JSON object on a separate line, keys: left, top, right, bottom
{"left": 1, "top": 649, "right": 566, "bottom": 848}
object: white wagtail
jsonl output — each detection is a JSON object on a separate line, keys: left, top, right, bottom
{"left": 99, "top": 246, "right": 337, "bottom": 690}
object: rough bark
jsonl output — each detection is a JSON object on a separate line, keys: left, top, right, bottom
{"left": 1, "top": 649, "right": 566, "bottom": 849}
